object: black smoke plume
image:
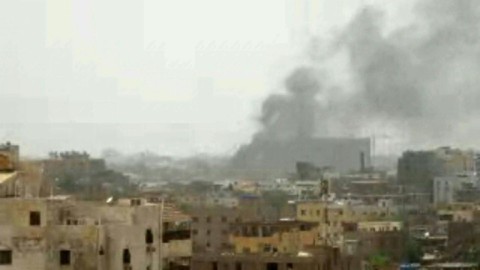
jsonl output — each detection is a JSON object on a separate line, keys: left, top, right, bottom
{"left": 237, "top": 0, "right": 480, "bottom": 164}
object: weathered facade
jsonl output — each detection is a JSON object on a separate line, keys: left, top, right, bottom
{"left": 191, "top": 247, "right": 342, "bottom": 270}
{"left": 0, "top": 197, "right": 163, "bottom": 270}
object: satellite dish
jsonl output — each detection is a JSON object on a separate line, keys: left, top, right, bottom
{"left": 106, "top": 197, "right": 114, "bottom": 204}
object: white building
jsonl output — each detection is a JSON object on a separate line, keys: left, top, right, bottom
{"left": 434, "top": 174, "right": 478, "bottom": 204}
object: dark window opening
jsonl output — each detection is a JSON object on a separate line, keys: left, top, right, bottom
{"left": 266, "top": 262, "right": 278, "bottom": 270}
{"left": 123, "top": 249, "right": 131, "bottom": 264}
{"left": 60, "top": 250, "right": 71, "bottom": 265}
{"left": 235, "top": 262, "right": 242, "bottom": 270}
{"left": 0, "top": 250, "right": 12, "bottom": 265}
{"left": 287, "top": 263, "right": 293, "bottom": 270}
{"left": 30, "top": 211, "right": 41, "bottom": 226}
{"left": 146, "top": 229, "right": 154, "bottom": 244}
{"left": 212, "top": 261, "right": 218, "bottom": 270}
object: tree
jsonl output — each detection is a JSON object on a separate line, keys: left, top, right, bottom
{"left": 368, "top": 252, "right": 391, "bottom": 270}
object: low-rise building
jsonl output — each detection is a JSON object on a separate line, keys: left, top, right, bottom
{"left": 0, "top": 196, "right": 179, "bottom": 270}
{"left": 190, "top": 207, "right": 240, "bottom": 253}
{"left": 191, "top": 246, "right": 342, "bottom": 270}
{"left": 230, "top": 220, "right": 318, "bottom": 254}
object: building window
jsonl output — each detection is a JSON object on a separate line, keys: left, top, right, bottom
{"left": 60, "top": 250, "right": 71, "bottom": 265}
{"left": 206, "top": 217, "right": 211, "bottom": 223}
{"left": 212, "top": 262, "right": 218, "bottom": 270}
{"left": 266, "top": 262, "right": 279, "bottom": 270}
{"left": 206, "top": 242, "right": 211, "bottom": 248}
{"left": 287, "top": 263, "right": 293, "bottom": 270}
{"left": 192, "top": 217, "right": 199, "bottom": 222}
{"left": 235, "top": 262, "right": 242, "bottom": 270}
{"left": 221, "top": 216, "right": 227, "bottom": 223}
{"left": 145, "top": 229, "right": 154, "bottom": 244}
{"left": 192, "top": 229, "right": 198, "bottom": 235}
{"left": 30, "top": 211, "right": 41, "bottom": 226}
{"left": 123, "top": 249, "right": 131, "bottom": 264}
{"left": 206, "top": 230, "right": 211, "bottom": 236}
{"left": 0, "top": 250, "right": 12, "bottom": 265}
{"left": 316, "top": 210, "right": 321, "bottom": 216}
{"left": 300, "top": 210, "right": 306, "bottom": 216}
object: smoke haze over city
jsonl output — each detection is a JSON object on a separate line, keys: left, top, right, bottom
{"left": 1, "top": 0, "right": 480, "bottom": 157}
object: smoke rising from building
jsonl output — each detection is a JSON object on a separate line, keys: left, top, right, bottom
{"left": 231, "top": 0, "right": 480, "bottom": 174}
{"left": 240, "top": 0, "right": 480, "bottom": 159}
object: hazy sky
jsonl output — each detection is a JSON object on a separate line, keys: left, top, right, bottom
{"left": 0, "top": 0, "right": 414, "bottom": 157}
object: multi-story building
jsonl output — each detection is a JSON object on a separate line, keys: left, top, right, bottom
{"left": 230, "top": 220, "right": 318, "bottom": 254}
{"left": 191, "top": 247, "right": 342, "bottom": 270}
{"left": 190, "top": 207, "right": 241, "bottom": 253}
{"left": 161, "top": 203, "right": 192, "bottom": 270}
{"left": 0, "top": 196, "right": 193, "bottom": 270}
{"left": 398, "top": 147, "right": 475, "bottom": 194}
{"left": 296, "top": 200, "right": 400, "bottom": 246}
{"left": 433, "top": 175, "right": 478, "bottom": 205}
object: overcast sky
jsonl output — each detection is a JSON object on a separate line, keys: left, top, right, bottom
{"left": 0, "top": 0, "right": 415, "bottom": 157}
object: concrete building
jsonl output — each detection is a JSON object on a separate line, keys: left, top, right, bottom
{"left": 205, "top": 193, "right": 239, "bottom": 208}
{"left": 42, "top": 151, "right": 106, "bottom": 181}
{"left": 433, "top": 175, "right": 478, "bottom": 205}
{"left": 0, "top": 142, "right": 20, "bottom": 171}
{"left": 191, "top": 246, "right": 342, "bottom": 270}
{"left": 0, "top": 197, "right": 165, "bottom": 270}
{"left": 230, "top": 220, "right": 318, "bottom": 254}
{"left": 190, "top": 207, "right": 241, "bottom": 253}
{"left": 161, "top": 203, "right": 192, "bottom": 270}
{"left": 296, "top": 200, "right": 400, "bottom": 247}
{"left": 398, "top": 147, "right": 476, "bottom": 194}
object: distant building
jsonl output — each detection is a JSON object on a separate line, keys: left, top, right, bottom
{"left": 230, "top": 220, "right": 318, "bottom": 254}
{"left": 191, "top": 247, "right": 342, "bottom": 270}
{"left": 434, "top": 175, "right": 478, "bottom": 205}
{"left": 0, "top": 142, "right": 19, "bottom": 171}
{"left": 296, "top": 200, "right": 400, "bottom": 247}
{"left": 190, "top": 207, "right": 240, "bottom": 254}
{"left": 398, "top": 147, "right": 475, "bottom": 194}
{"left": 232, "top": 137, "right": 372, "bottom": 175}
{"left": 42, "top": 151, "right": 106, "bottom": 181}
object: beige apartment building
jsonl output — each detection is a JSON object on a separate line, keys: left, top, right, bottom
{"left": 0, "top": 197, "right": 163, "bottom": 270}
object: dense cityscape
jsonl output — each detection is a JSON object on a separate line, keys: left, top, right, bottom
{"left": 3, "top": 0, "right": 480, "bottom": 269}
{"left": 0, "top": 140, "right": 479, "bottom": 270}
